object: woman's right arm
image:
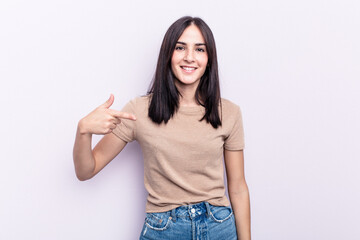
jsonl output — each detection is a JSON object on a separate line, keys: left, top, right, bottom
{"left": 73, "top": 94, "right": 136, "bottom": 181}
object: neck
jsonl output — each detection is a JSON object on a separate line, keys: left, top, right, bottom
{"left": 175, "top": 81, "right": 200, "bottom": 107}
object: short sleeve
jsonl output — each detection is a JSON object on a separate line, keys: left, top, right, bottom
{"left": 111, "top": 98, "right": 137, "bottom": 142}
{"left": 224, "top": 105, "right": 245, "bottom": 150}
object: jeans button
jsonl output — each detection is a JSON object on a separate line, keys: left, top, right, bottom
{"left": 191, "top": 208, "right": 196, "bottom": 213}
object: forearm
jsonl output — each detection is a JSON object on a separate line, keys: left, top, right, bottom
{"left": 73, "top": 122, "right": 96, "bottom": 181}
{"left": 229, "top": 184, "right": 251, "bottom": 240}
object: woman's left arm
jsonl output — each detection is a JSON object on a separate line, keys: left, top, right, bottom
{"left": 224, "top": 149, "right": 251, "bottom": 240}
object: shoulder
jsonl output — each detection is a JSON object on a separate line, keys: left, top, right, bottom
{"left": 220, "top": 97, "right": 241, "bottom": 114}
{"left": 123, "top": 94, "right": 151, "bottom": 114}
{"left": 128, "top": 94, "right": 151, "bottom": 106}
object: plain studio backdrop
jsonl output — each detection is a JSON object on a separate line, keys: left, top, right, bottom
{"left": 0, "top": 0, "right": 359, "bottom": 239}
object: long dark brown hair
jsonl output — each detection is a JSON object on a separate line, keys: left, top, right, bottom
{"left": 147, "top": 16, "right": 222, "bottom": 128}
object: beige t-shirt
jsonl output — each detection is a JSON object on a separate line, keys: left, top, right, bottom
{"left": 112, "top": 94, "right": 245, "bottom": 213}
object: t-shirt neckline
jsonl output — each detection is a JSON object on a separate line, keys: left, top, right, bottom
{"left": 177, "top": 104, "right": 205, "bottom": 114}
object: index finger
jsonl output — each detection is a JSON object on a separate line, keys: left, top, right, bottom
{"left": 109, "top": 109, "right": 137, "bottom": 120}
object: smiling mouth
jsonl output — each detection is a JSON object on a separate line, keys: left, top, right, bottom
{"left": 181, "top": 66, "right": 197, "bottom": 72}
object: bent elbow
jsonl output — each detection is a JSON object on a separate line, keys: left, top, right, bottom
{"left": 77, "top": 176, "right": 89, "bottom": 181}
{"left": 75, "top": 171, "right": 93, "bottom": 181}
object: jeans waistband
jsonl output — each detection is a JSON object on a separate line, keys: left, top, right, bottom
{"left": 170, "top": 201, "right": 211, "bottom": 221}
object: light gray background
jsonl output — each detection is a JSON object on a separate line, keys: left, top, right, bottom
{"left": 1, "top": 0, "right": 359, "bottom": 239}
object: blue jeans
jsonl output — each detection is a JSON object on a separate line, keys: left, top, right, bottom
{"left": 139, "top": 201, "right": 238, "bottom": 240}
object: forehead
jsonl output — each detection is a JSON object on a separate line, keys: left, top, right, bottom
{"left": 177, "top": 24, "right": 205, "bottom": 43}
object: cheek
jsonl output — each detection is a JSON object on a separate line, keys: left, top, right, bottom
{"left": 205, "top": 55, "right": 209, "bottom": 64}
{"left": 201, "top": 54, "right": 209, "bottom": 66}
{"left": 171, "top": 63, "right": 177, "bottom": 76}
{"left": 171, "top": 53, "right": 180, "bottom": 70}
{"left": 200, "top": 56, "right": 209, "bottom": 75}
{"left": 170, "top": 56, "right": 176, "bottom": 73}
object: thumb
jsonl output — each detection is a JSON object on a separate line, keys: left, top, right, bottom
{"left": 101, "top": 94, "right": 114, "bottom": 108}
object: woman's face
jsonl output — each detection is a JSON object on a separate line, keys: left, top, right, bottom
{"left": 171, "top": 24, "right": 208, "bottom": 89}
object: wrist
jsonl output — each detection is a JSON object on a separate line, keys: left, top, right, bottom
{"left": 78, "top": 119, "right": 90, "bottom": 135}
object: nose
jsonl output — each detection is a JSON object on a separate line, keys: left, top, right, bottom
{"left": 184, "top": 49, "right": 194, "bottom": 62}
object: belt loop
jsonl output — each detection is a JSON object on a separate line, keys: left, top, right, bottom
{"left": 204, "top": 201, "right": 211, "bottom": 218}
{"left": 171, "top": 208, "right": 177, "bottom": 222}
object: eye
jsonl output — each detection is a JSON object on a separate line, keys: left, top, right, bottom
{"left": 196, "top": 48, "right": 206, "bottom": 52}
{"left": 175, "top": 46, "right": 185, "bottom": 51}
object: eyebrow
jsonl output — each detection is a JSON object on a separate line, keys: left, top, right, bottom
{"left": 176, "top": 41, "right": 206, "bottom": 46}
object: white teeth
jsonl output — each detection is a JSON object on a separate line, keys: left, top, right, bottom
{"left": 182, "top": 67, "right": 196, "bottom": 71}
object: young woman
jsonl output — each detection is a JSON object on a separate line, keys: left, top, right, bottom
{"left": 73, "top": 16, "right": 251, "bottom": 240}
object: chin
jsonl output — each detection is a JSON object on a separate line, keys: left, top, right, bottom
{"left": 176, "top": 78, "right": 200, "bottom": 86}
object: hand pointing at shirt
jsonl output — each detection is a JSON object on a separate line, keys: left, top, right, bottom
{"left": 78, "top": 94, "right": 136, "bottom": 135}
